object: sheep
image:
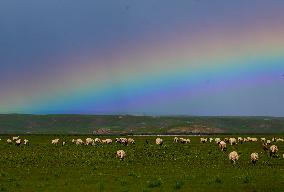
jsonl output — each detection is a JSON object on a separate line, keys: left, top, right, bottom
{"left": 276, "top": 138, "right": 284, "bottom": 142}
{"left": 260, "top": 138, "right": 266, "bottom": 143}
{"left": 224, "top": 138, "right": 229, "bottom": 143}
{"left": 62, "top": 141, "right": 66, "bottom": 146}
{"left": 95, "top": 138, "right": 102, "bottom": 143}
{"left": 6, "top": 139, "right": 12, "bottom": 144}
{"left": 15, "top": 139, "right": 21, "bottom": 146}
{"left": 219, "top": 141, "right": 227, "bottom": 151}
{"left": 127, "top": 138, "right": 135, "bottom": 144}
{"left": 209, "top": 138, "right": 214, "bottom": 143}
{"left": 75, "top": 139, "right": 84, "bottom": 145}
{"left": 102, "top": 139, "right": 112, "bottom": 144}
{"left": 215, "top": 138, "right": 221, "bottom": 144}
{"left": 85, "top": 138, "right": 94, "bottom": 145}
{"left": 237, "top": 137, "right": 243, "bottom": 144}
{"left": 23, "top": 139, "right": 29, "bottom": 145}
{"left": 266, "top": 140, "right": 271, "bottom": 145}
{"left": 249, "top": 137, "right": 258, "bottom": 142}
{"left": 229, "top": 138, "right": 237, "bottom": 145}
{"left": 229, "top": 151, "right": 239, "bottom": 164}
{"left": 51, "top": 139, "right": 59, "bottom": 145}
{"left": 200, "top": 138, "right": 207, "bottom": 143}
{"left": 12, "top": 136, "right": 19, "bottom": 141}
{"left": 156, "top": 138, "right": 163, "bottom": 145}
{"left": 251, "top": 152, "right": 259, "bottom": 165}
{"left": 269, "top": 145, "right": 278, "bottom": 157}
{"left": 116, "top": 150, "right": 126, "bottom": 160}
{"left": 115, "top": 138, "right": 128, "bottom": 145}
{"left": 179, "top": 138, "right": 190, "bottom": 144}
{"left": 262, "top": 143, "right": 269, "bottom": 152}
{"left": 173, "top": 137, "right": 179, "bottom": 143}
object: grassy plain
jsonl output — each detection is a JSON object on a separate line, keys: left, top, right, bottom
{"left": 0, "top": 135, "right": 283, "bottom": 191}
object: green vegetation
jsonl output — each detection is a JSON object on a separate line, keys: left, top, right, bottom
{"left": 0, "top": 135, "right": 283, "bottom": 191}
{"left": 1, "top": 114, "right": 284, "bottom": 134}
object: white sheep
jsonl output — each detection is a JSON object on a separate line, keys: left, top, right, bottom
{"left": 51, "top": 138, "right": 60, "bottom": 145}
{"left": 85, "top": 138, "right": 94, "bottom": 145}
{"left": 116, "top": 150, "right": 126, "bottom": 160}
{"left": 200, "top": 138, "right": 207, "bottom": 143}
{"left": 23, "top": 139, "right": 29, "bottom": 145}
{"left": 156, "top": 138, "right": 163, "bottom": 145}
{"left": 173, "top": 137, "right": 179, "bottom": 143}
{"left": 229, "top": 151, "right": 239, "bottom": 164}
{"left": 251, "top": 152, "right": 259, "bottom": 164}
{"left": 15, "top": 139, "right": 21, "bottom": 146}
{"left": 75, "top": 138, "right": 84, "bottom": 145}
{"left": 127, "top": 138, "right": 135, "bottom": 144}
{"left": 219, "top": 141, "right": 227, "bottom": 151}
{"left": 12, "top": 136, "right": 19, "bottom": 141}
{"left": 94, "top": 138, "right": 102, "bottom": 143}
{"left": 229, "top": 138, "right": 237, "bottom": 145}
{"left": 215, "top": 138, "right": 221, "bottom": 144}
{"left": 6, "top": 139, "right": 12, "bottom": 144}
{"left": 266, "top": 140, "right": 271, "bottom": 145}
{"left": 269, "top": 145, "right": 278, "bottom": 157}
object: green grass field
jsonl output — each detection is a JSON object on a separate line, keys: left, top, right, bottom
{"left": 0, "top": 135, "right": 283, "bottom": 191}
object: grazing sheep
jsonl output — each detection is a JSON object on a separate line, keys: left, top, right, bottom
{"left": 102, "top": 139, "right": 112, "bottom": 144}
{"left": 269, "top": 145, "right": 278, "bottom": 157}
{"left": 215, "top": 138, "right": 221, "bottom": 144}
{"left": 272, "top": 137, "right": 277, "bottom": 142}
{"left": 127, "top": 138, "right": 135, "bottom": 144}
{"left": 75, "top": 139, "right": 84, "bottom": 145}
{"left": 262, "top": 143, "right": 269, "bottom": 152}
{"left": 6, "top": 139, "right": 12, "bottom": 144}
{"left": 15, "top": 139, "right": 21, "bottom": 146}
{"left": 276, "top": 138, "right": 284, "bottom": 142}
{"left": 62, "top": 141, "right": 66, "bottom": 146}
{"left": 224, "top": 138, "right": 229, "bottom": 143}
{"left": 156, "top": 138, "right": 163, "bottom": 145}
{"left": 260, "top": 138, "right": 266, "bottom": 142}
{"left": 251, "top": 152, "right": 259, "bottom": 164}
{"left": 115, "top": 138, "right": 128, "bottom": 145}
{"left": 229, "top": 151, "right": 239, "bottom": 164}
{"left": 85, "top": 138, "right": 94, "bottom": 145}
{"left": 219, "top": 141, "right": 227, "bottom": 151}
{"left": 116, "top": 150, "right": 126, "bottom": 160}
{"left": 237, "top": 137, "right": 243, "bottom": 144}
{"left": 12, "top": 136, "right": 19, "bottom": 141}
{"left": 174, "top": 137, "right": 179, "bottom": 143}
{"left": 51, "top": 139, "right": 60, "bottom": 145}
{"left": 200, "top": 138, "right": 207, "bottom": 143}
{"left": 179, "top": 138, "right": 190, "bottom": 144}
{"left": 23, "top": 139, "right": 29, "bottom": 145}
{"left": 266, "top": 140, "right": 271, "bottom": 145}
{"left": 229, "top": 138, "right": 237, "bottom": 145}
{"left": 250, "top": 137, "right": 258, "bottom": 142}
{"left": 209, "top": 138, "right": 214, "bottom": 143}
{"left": 95, "top": 138, "right": 102, "bottom": 143}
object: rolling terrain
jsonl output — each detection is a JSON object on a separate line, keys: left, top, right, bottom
{"left": 0, "top": 114, "right": 284, "bottom": 134}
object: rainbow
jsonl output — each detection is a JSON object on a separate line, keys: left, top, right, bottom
{"left": 1, "top": 23, "right": 284, "bottom": 115}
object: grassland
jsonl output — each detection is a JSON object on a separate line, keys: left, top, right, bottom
{"left": 0, "top": 135, "right": 283, "bottom": 192}
{"left": 1, "top": 114, "right": 284, "bottom": 134}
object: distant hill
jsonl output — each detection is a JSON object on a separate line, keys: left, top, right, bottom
{"left": 0, "top": 114, "right": 284, "bottom": 134}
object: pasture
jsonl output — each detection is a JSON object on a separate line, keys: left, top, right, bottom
{"left": 0, "top": 135, "right": 284, "bottom": 192}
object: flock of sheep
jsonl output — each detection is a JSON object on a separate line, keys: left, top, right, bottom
{"left": 3, "top": 135, "right": 284, "bottom": 163}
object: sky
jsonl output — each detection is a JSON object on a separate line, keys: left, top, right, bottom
{"left": 0, "top": 0, "right": 284, "bottom": 116}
